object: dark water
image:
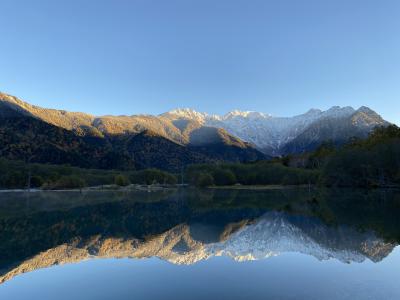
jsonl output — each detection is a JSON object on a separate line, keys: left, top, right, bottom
{"left": 0, "top": 188, "right": 399, "bottom": 299}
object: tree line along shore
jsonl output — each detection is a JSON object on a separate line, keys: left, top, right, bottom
{"left": 0, "top": 125, "right": 399, "bottom": 190}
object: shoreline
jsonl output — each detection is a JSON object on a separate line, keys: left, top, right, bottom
{"left": 0, "top": 184, "right": 181, "bottom": 193}
{"left": 207, "top": 184, "right": 313, "bottom": 190}
{"left": 0, "top": 184, "right": 399, "bottom": 193}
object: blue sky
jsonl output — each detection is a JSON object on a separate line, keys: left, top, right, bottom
{"left": 0, "top": 0, "right": 399, "bottom": 124}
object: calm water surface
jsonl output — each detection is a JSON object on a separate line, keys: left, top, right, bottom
{"left": 0, "top": 188, "right": 399, "bottom": 299}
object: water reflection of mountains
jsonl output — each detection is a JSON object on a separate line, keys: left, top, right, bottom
{"left": 0, "top": 188, "right": 399, "bottom": 283}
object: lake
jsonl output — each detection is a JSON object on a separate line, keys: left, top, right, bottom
{"left": 0, "top": 188, "right": 399, "bottom": 299}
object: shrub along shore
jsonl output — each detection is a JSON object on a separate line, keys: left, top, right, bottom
{"left": 0, "top": 159, "right": 177, "bottom": 190}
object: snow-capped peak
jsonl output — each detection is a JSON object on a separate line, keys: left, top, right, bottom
{"left": 165, "top": 108, "right": 271, "bottom": 121}
{"left": 223, "top": 110, "right": 270, "bottom": 120}
{"left": 304, "top": 108, "right": 323, "bottom": 115}
{"left": 323, "top": 106, "right": 355, "bottom": 118}
{"left": 164, "top": 108, "right": 208, "bottom": 122}
{"left": 356, "top": 106, "right": 376, "bottom": 114}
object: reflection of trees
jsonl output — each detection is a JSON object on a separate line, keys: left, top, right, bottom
{"left": 0, "top": 188, "right": 399, "bottom": 273}
{"left": 309, "top": 189, "right": 400, "bottom": 243}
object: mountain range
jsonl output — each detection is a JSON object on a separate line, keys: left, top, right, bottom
{"left": 0, "top": 92, "right": 389, "bottom": 170}
{"left": 163, "top": 105, "right": 388, "bottom": 155}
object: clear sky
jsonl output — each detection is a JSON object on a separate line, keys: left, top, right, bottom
{"left": 0, "top": 0, "right": 399, "bottom": 124}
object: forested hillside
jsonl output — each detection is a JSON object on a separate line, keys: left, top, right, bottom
{"left": 186, "top": 125, "right": 400, "bottom": 188}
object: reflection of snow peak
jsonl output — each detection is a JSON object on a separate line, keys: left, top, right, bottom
{"left": 205, "top": 212, "right": 391, "bottom": 264}
{"left": 0, "top": 212, "right": 395, "bottom": 283}
{"left": 160, "top": 212, "right": 394, "bottom": 264}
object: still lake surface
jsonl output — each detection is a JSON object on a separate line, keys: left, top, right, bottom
{"left": 0, "top": 188, "right": 399, "bottom": 299}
